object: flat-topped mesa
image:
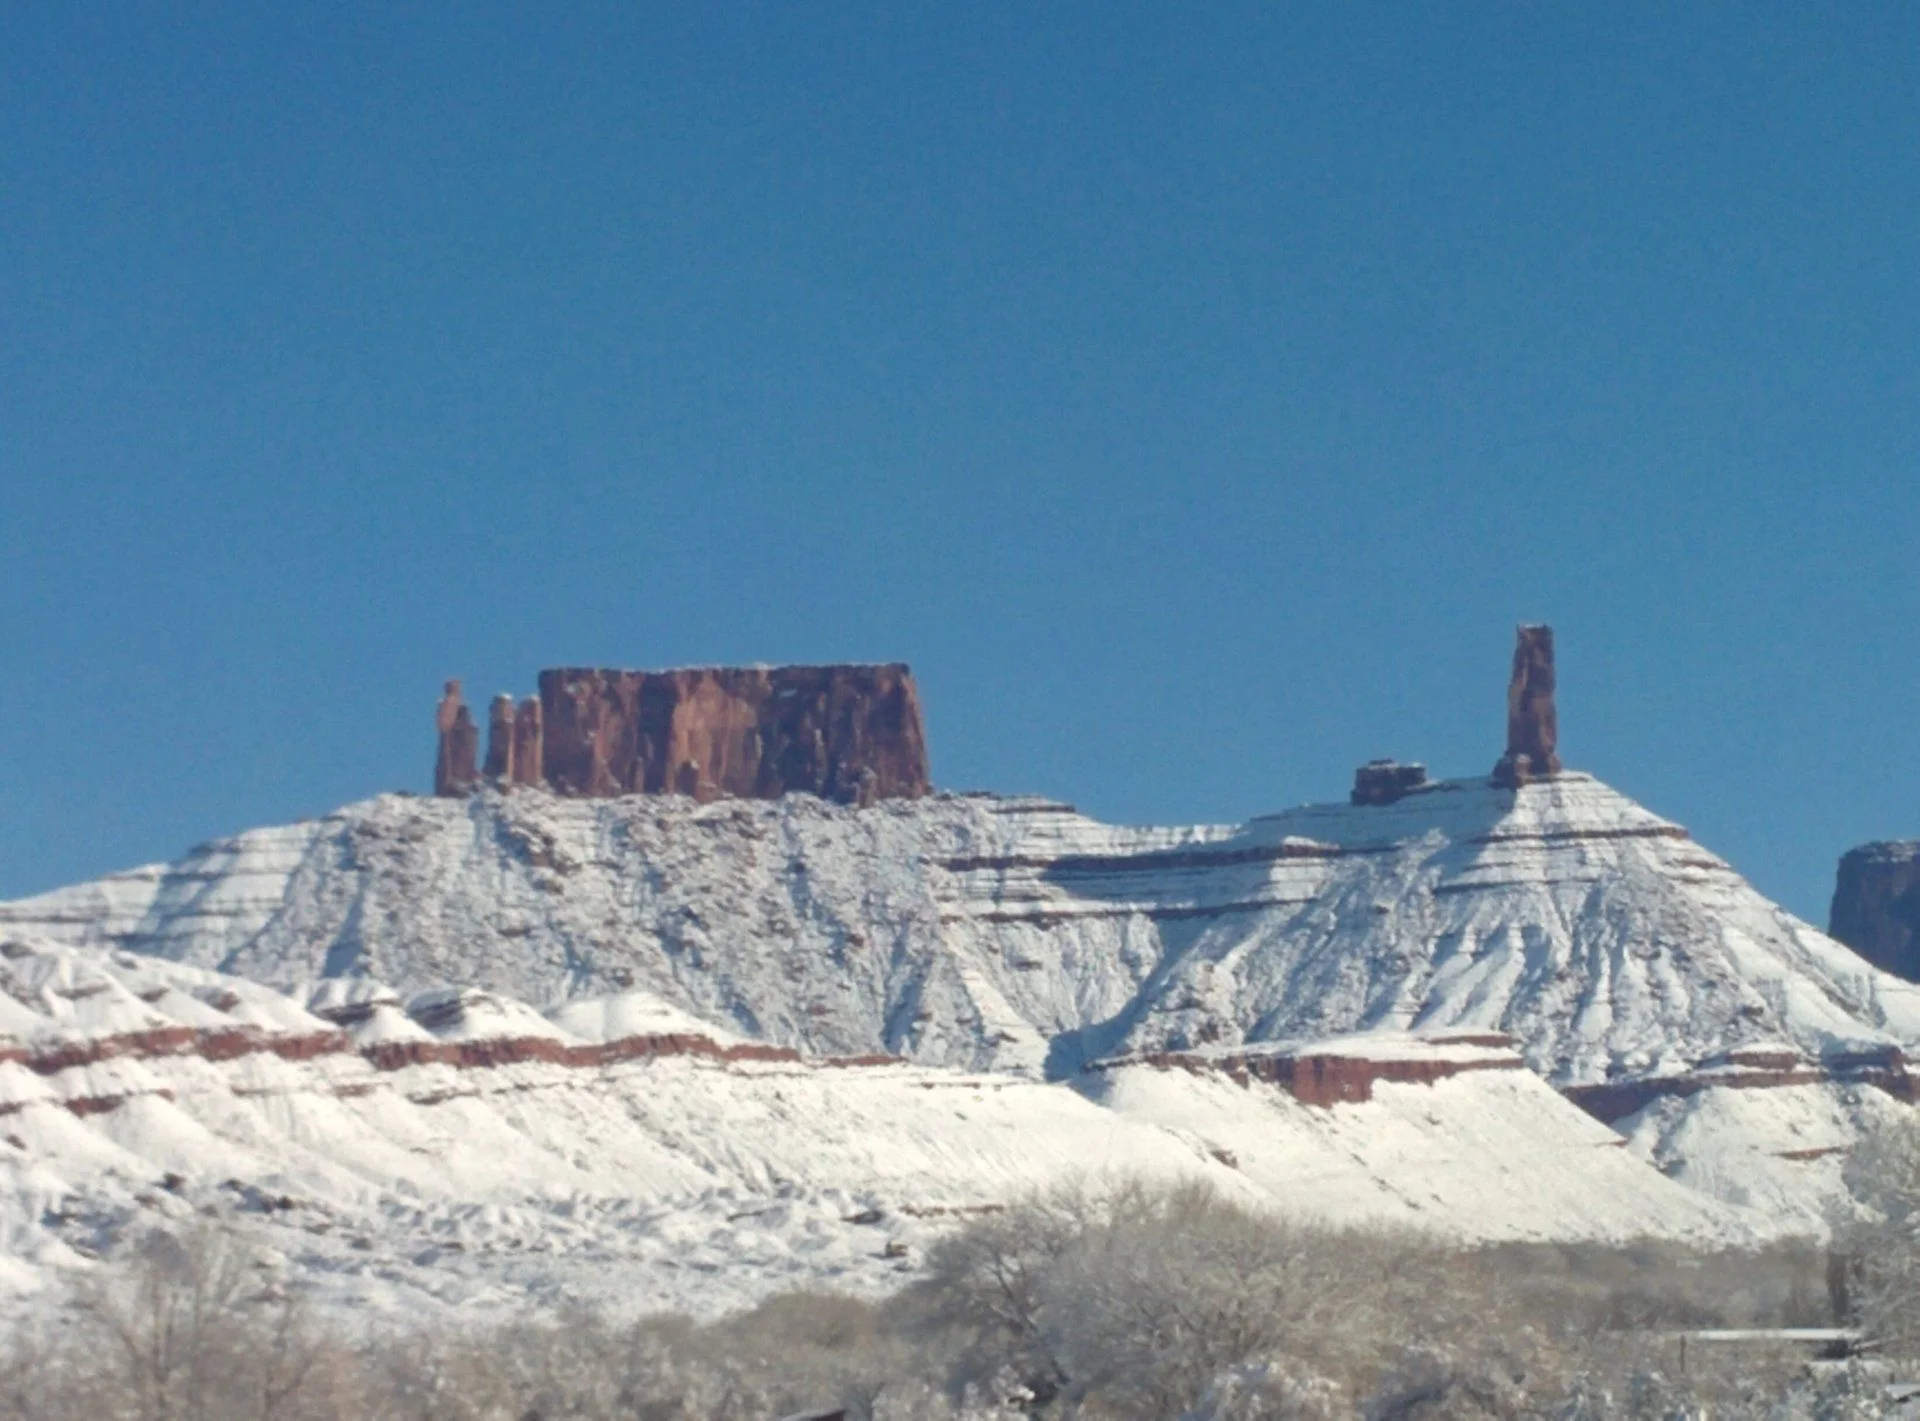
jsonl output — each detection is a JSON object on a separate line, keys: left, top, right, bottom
{"left": 1830, "top": 842, "right": 1920, "bottom": 982}
{"left": 434, "top": 663, "right": 931, "bottom": 806}
{"left": 433, "top": 681, "right": 480, "bottom": 798}
{"left": 1493, "top": 623, "right": 1563, "bottom": 789}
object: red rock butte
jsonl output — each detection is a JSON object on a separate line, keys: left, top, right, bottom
{"left": 434, "top": 664, "right": 932, "bottom": 807}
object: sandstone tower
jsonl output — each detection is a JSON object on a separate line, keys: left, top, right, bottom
{"left": 1493, "top": 624, "right": 1562, "bottom": 788}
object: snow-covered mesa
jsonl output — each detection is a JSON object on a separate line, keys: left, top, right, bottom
{"left": 9, "top": 772, "right": 1918, "bottom": 1083}
{"left": 3, "top": 770, "right": 1918, "bottom": 1316}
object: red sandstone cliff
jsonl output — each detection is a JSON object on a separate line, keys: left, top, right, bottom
{"left": 438, "top": 663, "right": 930, "bottom": 806}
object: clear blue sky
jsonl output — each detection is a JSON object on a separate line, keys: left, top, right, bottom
{"left": 4, "top": 5, "right": 1917, "bottom": 923}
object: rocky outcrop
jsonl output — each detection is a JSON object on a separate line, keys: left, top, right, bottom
{"left": 1564, "top": 1043, "right": 1917, "bottom": 1123}
{"left": 1830, "top": 842, "right": 1920, "bottom": 981}
{"left": 539, "top": 664, "right": 932, "bottom": 804}
{"left": 1091, "top": 1034, "right": 1523, "bottom": 1108}
{"left": 511, "top": 696, "right": 544, "bottom": 786}
{"left": 443, "top": 663, "right": 931, "bottom": 805}
{"left": 357, "top": 1033, "right": 807, "bottom": 1073}
{"left": 1493, "top": 624, "right": 1562, "bottom": 788}
{"left": 433, "top": 682, "right": 479, "bottom": 797}
{"left": 484, "top": 695, "right": 516, "bottom": 781}
{"left": 1352, "top": 760, "right": 1429, "bottom": 806}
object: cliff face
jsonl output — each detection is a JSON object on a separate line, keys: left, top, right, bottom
{"left": 538, "top": 663, "right": 929, "bottom": 805}
{"left": 1831, "top": 842, "right": 1920, "bottom": 981}
{"left": 455, "top": 663, "right": 930, "bottom": 806}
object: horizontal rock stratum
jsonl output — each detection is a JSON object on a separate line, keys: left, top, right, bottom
{"left": 436, "top": 663, "right": 931, "bottom": 805}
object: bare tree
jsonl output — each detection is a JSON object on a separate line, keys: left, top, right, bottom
{"left": 0, "top": 1192, "right": 1866, "bottom": 1421}
{"left": 49, "top": 1225, "right": 349, "bottom": 1421}
{"left": 1836, "top": 1107, "right": 1920, "bottom": 1361}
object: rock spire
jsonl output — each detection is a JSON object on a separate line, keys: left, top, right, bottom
{"left": 433, "top": 681, "right": 479, "bottom": 797}
{"left": 484, "top": 695, "right": 517, "bottom": 781}
{"left": 510, "top": 697, "right": 544, "bottom": 787}
{"left": 1493, "top": 624, "right": 1562, "bottom": 788}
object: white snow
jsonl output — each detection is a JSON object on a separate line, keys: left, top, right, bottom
{"left": 0, "top": 935, "right": 1791, "bottom": 1326}
{"left": 5, "top": 771, "right": 1919, "bottom": 1322}
{"left": 1613, "top": 1081, "right": 1912, "bottom": 1233}
{"left": 549, "top": 990, "right": 749, "bottom": 1047}
{"left": 1083, "top": 1061, "right": 1755, "bottom": 1245}
{"left": 7, "top": 775, "right": 1915, "bottom": 1086}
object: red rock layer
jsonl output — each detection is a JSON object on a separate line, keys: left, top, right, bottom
{"left": 1099, "top": 1043, "right": 1522, "bottom": 1107}
{"left": 1, "top": 1022, "right": 900, "bottom": 1118}
{"left": 11, "top": 1026, "right": 351, "bottom": 1074}
{"left": 1563, "top": 1047, "right": 1918, "bottom": 1124}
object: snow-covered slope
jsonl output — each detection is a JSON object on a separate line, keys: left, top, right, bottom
{"left": 8, "top": 775, "right": 1918, "bottom": 1086}
{"left": 1088, "top": 1051, "right": 1744, "bottom": 1245}
{"left": 1612, "top": 1081, "right": 1911, "bottom": 1236}
{"left": 0, "top": 937, "right": 1773, "bottom": 1322}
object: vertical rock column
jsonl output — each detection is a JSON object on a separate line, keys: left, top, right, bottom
{"left": 1493, "top": 624, "right": 1562, "bottom": 788}
{"left": 511, "top": 696, "right": 544, "bottom": 786}
{"left": 485, "top": 695, "right": 517, "bottom": 781}
{"left": 434, "top": 681, "right": 480, "bottom": 796}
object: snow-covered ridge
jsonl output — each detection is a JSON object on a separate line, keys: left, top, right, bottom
{"left": 0, "top": 935, "right": 1792, "bottom": 1322}
{"left": 0, "top": 940, "right": 834, "bottom": 1119}
{"left": 1089, "top": 1031, "right": 1524, "bottom": 1107}
{"left": 1564, "top": 1039, "right": 1917, "bottom": 1126}
{"left": 6, "top": 773, "right": 1919, "bottom": 1087}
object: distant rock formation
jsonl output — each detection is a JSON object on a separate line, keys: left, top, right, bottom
{"left": 433, "top": 681, "right": 479, "bottom": 798}
{"left": 1493, "top": 624, "right": 1562, "bottom": 788}
{"left": 436, "top": 664, "right": 931, "bottom": 806}
{"left": 484, "top": 695, "right": 516, "bottom": 781}
{"left": 1351, "top": 760, "right": 1429, "bottom": 806}
{"left": 510, "top": 697, "right": 544, "bottom": 787}
{"left": 1831, "top": 842, "right": 1920, "bottom": 981}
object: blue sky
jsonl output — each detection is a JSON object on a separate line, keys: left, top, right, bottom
{"left": 3, "top": 4, "right": 1917, "bottom": 922}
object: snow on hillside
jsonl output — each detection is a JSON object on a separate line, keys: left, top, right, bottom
{"left": 0, "top": 937, "right": 1782, "bottom": 1323}
{"left": 1086, "top": 1058, "right": 1746, "bottom": 1245}
{"left": 6, "top": 774, "right": 1918, "bottom": 1087}
{"left": 1612, "top": 1081, "right": 1912, "bottom": 1235}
